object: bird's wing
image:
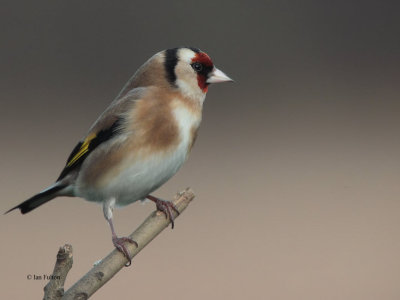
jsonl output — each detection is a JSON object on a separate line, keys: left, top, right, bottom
{"left": 56, "top": 87, "right": 146, "bottom": 181}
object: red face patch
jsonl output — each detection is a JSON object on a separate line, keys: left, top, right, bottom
{"left": 191, "top": 52, "right": 214, "bottom": 93}
{"left": 192, "top": 52, "right": 213, "bottom": 67}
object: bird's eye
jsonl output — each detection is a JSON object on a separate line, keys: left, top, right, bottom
{"left": 191, "top": 62, "right": 203, "bottom": 72}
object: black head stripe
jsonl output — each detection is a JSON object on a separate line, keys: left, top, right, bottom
{"left": 164, "top": 48, "right": 179, "bottom": 86}
{"left": 164, "top": 47, "right": 201, "bottom": 86}
{"left": 188, "top": 47, "right": 200, "bottom": 53}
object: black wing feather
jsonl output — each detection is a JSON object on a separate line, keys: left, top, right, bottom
{"left": 57, "top": 118, "right": 122, "bottom": 181}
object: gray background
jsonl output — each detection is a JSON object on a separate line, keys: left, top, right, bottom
{"left": 1, "top": 1, "right": 400, "bottom": 299}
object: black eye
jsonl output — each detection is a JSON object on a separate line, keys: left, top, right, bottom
{"left": 191, "top": 62, "right": 203, "bottom": 72}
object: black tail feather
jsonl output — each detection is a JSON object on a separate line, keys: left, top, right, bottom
{"left": 5, "top": 184, "right": 67, "bottom": 215}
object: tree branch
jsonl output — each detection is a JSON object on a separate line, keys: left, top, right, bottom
{"left": 43, "top": 244, "right": 73, "bottom": 300}
{"left": 58, "top": 188, "right": 195, "bottom": 300}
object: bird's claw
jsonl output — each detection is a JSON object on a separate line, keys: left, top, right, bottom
{"left": 146, "top": 195, "right": 180, "bottom": 229}
{"left": 155, "top": 199, "right": 180, "bottom": 229}
{"left": 112, "top": 236, "right": 138, "bottom": 267}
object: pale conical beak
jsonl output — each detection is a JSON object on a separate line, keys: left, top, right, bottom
{"left": 206, "top": 67, "right": 233, "bottom": 84}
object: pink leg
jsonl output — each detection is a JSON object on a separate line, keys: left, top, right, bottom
{"left": 107, "top": 218, "right": 138, "bottom": 267}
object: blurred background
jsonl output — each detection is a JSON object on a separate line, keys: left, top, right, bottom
{"left": 1, "top": 0, "right": 400, "bottom": 299}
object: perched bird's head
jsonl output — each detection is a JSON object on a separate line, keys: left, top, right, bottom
{"left": 126, "top": 47, "right": 232, "bottom": 102}
{"left": 165, "top": 47, "right": 232, "bottom": 95}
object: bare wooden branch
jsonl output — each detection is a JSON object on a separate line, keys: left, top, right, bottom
{"left": 61, "top": 188, "right": 195, "bottom": 300}
{"left": 43, "top": 244, "right": 73, "bottom": 300}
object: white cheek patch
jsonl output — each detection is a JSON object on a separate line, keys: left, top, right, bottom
{"left": 174, "top": 48, "right": 206, "bottom": 102}
{"left": 175, "top": 78, "right": 206, "bottom": 103}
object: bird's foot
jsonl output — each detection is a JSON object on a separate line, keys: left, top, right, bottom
{"left": 147, "top": 195, "right": 180, "bottom": 229}
{"left": 112, "top": 236, "right": 138, "bottom": 267}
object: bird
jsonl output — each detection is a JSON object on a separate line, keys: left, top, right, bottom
{"left": 6, "top": 47, "right": 232, "bottom": 265}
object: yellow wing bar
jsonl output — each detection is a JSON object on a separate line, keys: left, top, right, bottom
{"left": 66, "top": 133, "right": 97, "bottom": 167}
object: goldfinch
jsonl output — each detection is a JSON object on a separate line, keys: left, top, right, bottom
{"left": 6, "top": 47, "right": 232, "bottom": 265}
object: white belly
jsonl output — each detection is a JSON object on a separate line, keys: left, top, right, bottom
{"left": 107, "top": 145, "right": 188, "bottom": 206}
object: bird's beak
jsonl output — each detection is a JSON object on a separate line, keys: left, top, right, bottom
{"left": 206, "top": 67, "right": 234, "bottom": 84}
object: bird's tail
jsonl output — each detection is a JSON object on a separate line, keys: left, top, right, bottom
{"left": 5, "top": 183, "right": 69, "bottom": 214}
